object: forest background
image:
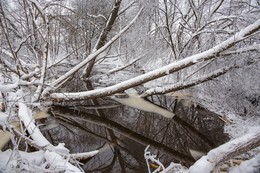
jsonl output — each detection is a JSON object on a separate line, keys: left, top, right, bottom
{"left": 0, "top": 0, "right": 259, "bottom": 172}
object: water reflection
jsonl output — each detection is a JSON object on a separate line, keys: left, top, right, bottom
{"left": 44, "top": 94, "right": 229, "bottom": 172}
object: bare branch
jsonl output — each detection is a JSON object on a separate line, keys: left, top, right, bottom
{"left": 108, "top": 54, "right": 145, "bottom": 74}
{"left": 82, "top": 0, "right": 122, "bottom": 78}
{"left": 141, "top": 64, "right": 239, "bottom": 97}
{"left": 210, "top": 0, "right": 225, "bottom": 18}
{"left": 47, "top": 19, "right": 260, "bottom": 101}
{"left": 41, "top": 8, "right": 144, "bottom": 97}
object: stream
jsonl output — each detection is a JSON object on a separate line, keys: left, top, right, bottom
{"left": 40, "top": 93, "right": 229, "bottom": 173}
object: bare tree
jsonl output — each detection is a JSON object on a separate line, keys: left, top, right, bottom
{"left": 0, "top": 0, "right": 259, "bottom": 172}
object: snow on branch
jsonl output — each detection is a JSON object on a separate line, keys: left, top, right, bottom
{"left": 0, "top": 80, "right": 19, "bottom": 92}
{"left": 144, "top": 145, "right": 165, "bottom": 173}
{"left": 189, "top": 129, "right": 260, "bottom": 173}
{"left": 16, "top": 102, "right": 89, "bottom": 172}
{"left": 0, "top": 150, "right": 45, "bottom": 172}
{"left": 108, "top": 54, "right": 145, "bottom": 74}
{"left": 27, "top": 0, "right": 47, "bottom": 23}
{"left": 0, "top": 50, "right": 23, "bottom": 75}
{"left": 66, "top": 150, "right": 99, "bottom": 160}
{"left": 82, "top": 0, "right": 123, "bottom": 77}
{"left": 48, "top": 19, "right": 260, "bottom": 101}
{"left": 86, "top": 13, "right": 107, "bottom": 20}
{"left": 144, "top": 145, "right": 188, "bottom": 173}
{"left": 141, "top": 64, "right": 239, "bottom": 97}
{"left": 33, "top": 49, "right": 47, "bottom": 102}
{"left": 18, "top": 102, "right": 51, "bottom": 147}
{"left": 41, "top": 7, "right": 144, "bottom": 97}
{"left": 149, "top": 130, "right": 260, "bottom": 173}
{"left": 220, "top": 45, "right": 260, "bottom": 56}
{"left": 44, "top": 151, "right": 82, "bottom": 172}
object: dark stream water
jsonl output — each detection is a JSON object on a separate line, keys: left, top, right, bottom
{"left": 44, "top": 95, "right": 229, "bottom": 173}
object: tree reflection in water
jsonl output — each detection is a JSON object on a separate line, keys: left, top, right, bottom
{"left": 44, "top": 94, "right": 229, "bottom": 173}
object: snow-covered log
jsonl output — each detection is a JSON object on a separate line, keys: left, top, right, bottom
{"left": 48, "top": 19, "right": 260, "bottom": 101}
{"left": 17, "top": 102, "right": 88, "bottom": 172}
{"left": 141, "top": 64, "right": 239, "bottom": 97}
{"left": 18, "top": 102, "right": 51, "bottom": 147}
{"left": 189, "top": 130, "right": 260, "bottom": 173}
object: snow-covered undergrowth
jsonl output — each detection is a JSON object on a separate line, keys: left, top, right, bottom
{"left": 0, "top": 89, "right": 98, "bottom": 172}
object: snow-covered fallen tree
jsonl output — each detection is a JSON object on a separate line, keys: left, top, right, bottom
{"left": 189, "top": 129, "right": 260, "bottom": 173}
{"left": 45, "top": 18, "right": 260, "bottom": 101}
{"left": 144, "top": 129, "right": 260, "bottom": 173}
{"left": 0, "top": 90, "right": 98, "bottom": 172}
{"left": 0, "top": 0, "right": 259, "bottom": 172}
